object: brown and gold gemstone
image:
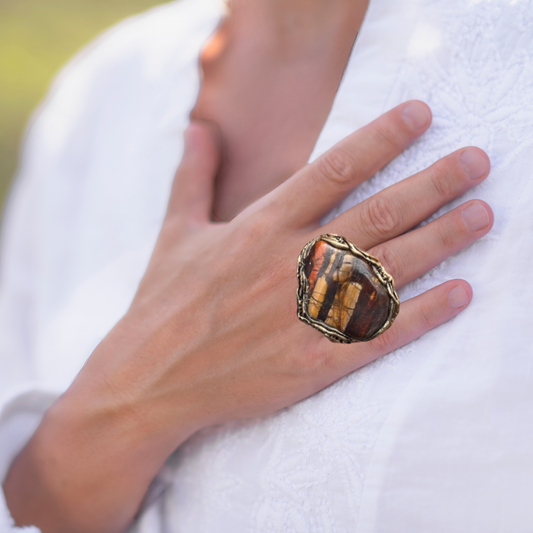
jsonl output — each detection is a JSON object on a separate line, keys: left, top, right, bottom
{"left": 297, "top": 235, "right": 399, "bottom": 343}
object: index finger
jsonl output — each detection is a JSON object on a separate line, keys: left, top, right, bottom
{"left": 268, "top": 101, "right": 432, "bottom": 229}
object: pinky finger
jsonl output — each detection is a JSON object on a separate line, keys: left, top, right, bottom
{"left": 336, "top": 280, "right": 473, "bottom": 372}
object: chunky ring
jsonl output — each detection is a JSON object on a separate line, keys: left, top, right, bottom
{"left": 297, "top": 234, "right": 400, "bottom": 343}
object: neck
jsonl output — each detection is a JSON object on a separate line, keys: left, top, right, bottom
{"left": 228, "top": 0, "right": 367, "bottom": 57}
{"left": 194, "top": 0, "right": 369, "bottom": 220}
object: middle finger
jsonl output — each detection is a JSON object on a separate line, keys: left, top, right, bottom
{"left": 326, "top": 147, "right": 490, "bottom": 250}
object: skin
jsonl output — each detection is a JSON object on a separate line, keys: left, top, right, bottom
{"left": 193, "top": 0, "right": 370, "bottom": 221}
{"left": 4, "top": 1, "right": 494, "bottom": 532}
{"left": 4, "top": 104, "right": 493, "bottom": 533}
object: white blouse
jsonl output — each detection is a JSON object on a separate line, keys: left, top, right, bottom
{"left": 1, "top": 0, "right": 533, "bottom": 531}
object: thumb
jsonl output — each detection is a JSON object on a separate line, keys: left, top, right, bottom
{"left": 167, "top": 121, "right": 222, "bottom": 224}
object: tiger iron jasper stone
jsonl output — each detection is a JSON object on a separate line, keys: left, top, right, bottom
{"left": 297, "top": 234, "right": 400, "bottom": 343}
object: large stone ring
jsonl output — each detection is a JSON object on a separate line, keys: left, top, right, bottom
{"left": 297, "top": 234, "right": 400, "bottom": 343}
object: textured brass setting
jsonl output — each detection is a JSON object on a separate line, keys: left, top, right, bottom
{"left": 297, "top": 234, "right": 400, "bottom": 343}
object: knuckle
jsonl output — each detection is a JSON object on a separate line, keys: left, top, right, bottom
{"left": 372, "top": 325, "right": 402, "bottom": 354}
{"left": 300, "top": 341, "right": 331, "bottom": 375}
{"left": 234, "top": 212, "right": 292, "bottom": 278}
{"left": 287, "top": 336, "right": 332, "bottom": 382}
{"left": 419, "top": 302, "right": 439, "bottom": 330}
{"left": 430, "top": 162, "right": 457, "bottom": 199}
{"left": 370, "top": 244, "right": 403, "bottom": 280}
{"left": 434, "top": 221, "right": 458, "bottom": 252}
{"left": 230, "top": 213, "right": 271, "bottom": 257}
{"left": 371, "top": 124, "right": 405, "bottom": 154}
{"left": 362, "top": 195, "right": 400, "bottom": 238}
{"left": 315, "top": 148, "right": 357, "bottom": 188}
{"left": 243, "top": 215, "right": 265, "bottom": 242}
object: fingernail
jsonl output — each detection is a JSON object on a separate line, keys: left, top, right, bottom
{"left": 448, "top": 285, "right": 469, "bottom": 309}
{"left": 460, "top": 149, "right": 489, "bottom": 180}
{"left": 461, "top": 202, "right": 490, "bottom": 231}
{"left": 402, "top": 102, "right": 431, "bottom": 131}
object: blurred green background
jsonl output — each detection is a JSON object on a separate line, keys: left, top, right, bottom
{"left": 0, "top": 0, "right": 164, "bottom": 208}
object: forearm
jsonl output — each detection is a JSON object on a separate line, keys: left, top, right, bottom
{"left": 2, "top": 349, "right": 191, "bottom": 533}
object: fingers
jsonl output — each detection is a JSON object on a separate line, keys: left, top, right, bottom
{"left": 365, "top": 280, "right": 472, "bottom": 363}
{"left": 166, "top": 121, "right": 221, "bottom": 225}
{"left": 268, "top": 101, "right": 432, "bottom": 228}
{"left": 328, "top": 280, "right": 473, "bottom": 373}
{"left": 327, "top": 147, "right": 490, "bottom": 250}
{"left": 367, "top": 200, "right": 493, "bottom": 289}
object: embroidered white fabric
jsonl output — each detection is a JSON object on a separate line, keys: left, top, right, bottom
{"left": 1, "top": 0, "right": 533, "bottom": 531}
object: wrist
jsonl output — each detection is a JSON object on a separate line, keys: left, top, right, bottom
{"left": 4, "top": 393, "right": 167, "bottom": 533}
{"left": 3, "top": 329, "right": 201, "bottom": 533}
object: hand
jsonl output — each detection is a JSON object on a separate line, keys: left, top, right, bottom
{"left": 4, "top": 101, "right": 493, "bottom": 533}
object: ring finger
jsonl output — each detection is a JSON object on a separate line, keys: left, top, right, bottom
{"left": 368, "top": 200, "right": 493, "bottom": 290}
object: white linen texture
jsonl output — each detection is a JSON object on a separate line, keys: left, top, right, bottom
{"left": 1, "top": 0, "right": 533, "bottom": 531}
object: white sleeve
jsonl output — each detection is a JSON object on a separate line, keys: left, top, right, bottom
{"left": 0, "top": 109, "right": 54, "bottom": 530}
{"left": 0, "top": 119, "right": 62, "bottom": 530}
{"left": 0, "top": 52, "right": 63, "bottom": 523}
